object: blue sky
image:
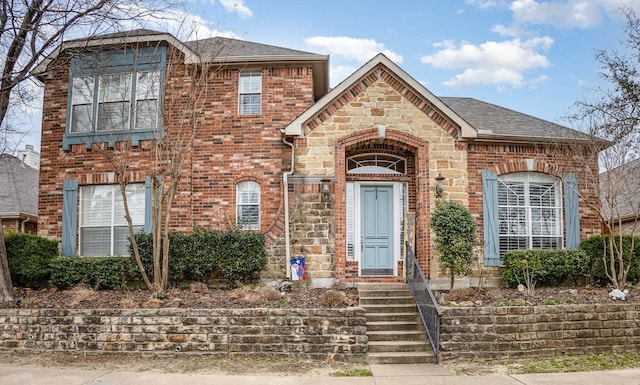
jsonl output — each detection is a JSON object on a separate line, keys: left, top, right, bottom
{"left": 19, "top": 0, "right": 640, "bottom": 150}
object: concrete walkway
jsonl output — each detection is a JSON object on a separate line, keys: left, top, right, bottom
{"left": 2, "top": 364, "right": 640, "bottom": 385}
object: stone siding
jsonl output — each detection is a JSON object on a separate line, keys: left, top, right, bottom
{"left": 0, "top": 307, "right": 367, "bottom": 362}
{"left": 440, "top": 304, "right": 640, "bottom": 361}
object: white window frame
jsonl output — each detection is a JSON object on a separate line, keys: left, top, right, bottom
{"left": 497, "top": 172, "right": 563, "bottom": 255}
{"left": 236, "top": 181, "right": 261, "bottom": 230}
{"left": 238, "top": 72, "right": 262, "bottom": 115}
{"left": 79, "top": 183, "right": 145, "bottom": 256}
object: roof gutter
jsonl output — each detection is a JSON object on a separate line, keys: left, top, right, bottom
{"left": 281, "top": 130, "right": 295, "bottom": 279}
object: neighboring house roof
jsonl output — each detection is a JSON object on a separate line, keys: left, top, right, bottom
{"left": 284, "top": 53, "right": 476, "bottom": 138}
{"left": 0, "top": 154, "right": 39, "bottom": 218}
{"left": 440, "top": 97, "right": 595, "bottom": 143}
{"left": 33, "top": 29, "right": 329, "bottom": 101}
{"left": 600, "top": 158, "right": 640, "bottom": 223}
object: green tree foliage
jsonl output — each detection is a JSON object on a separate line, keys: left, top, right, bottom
{"left": 5, "top": 233, "right": 57, "bottom": 288}
{"left": 430, "top": 200, "right": 477, "bottom": 289}
{"left": 580, "top": 235, "right": 640, "bottom": 285}
{"left": 502, "top": 249, "right": 589, "bottom": 291}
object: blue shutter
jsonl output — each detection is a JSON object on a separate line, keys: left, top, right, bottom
{"left": 61, "top": 179, "right": 79, "bottom": 256}
{"left": 144, "top": 176, "right": 152, "bottom": 234}
{"left": 564, "top": 173, "right": 580, "bottom": 249}
{"left": 482, "top": 170, "right": 500, "bottom": 266}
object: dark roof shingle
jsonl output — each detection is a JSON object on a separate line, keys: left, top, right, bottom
{"left": 0, "top": 155, "right": 38, "bottom": 216}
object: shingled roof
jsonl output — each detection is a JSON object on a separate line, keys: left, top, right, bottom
{"left": 440, "top": 97, "right": 594, "bottom": 142}
{"left": 0, "top": 154, "right": 38, "bottom": 217}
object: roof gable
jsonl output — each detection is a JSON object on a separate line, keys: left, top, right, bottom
{"left": 284, "top": 53, "right": 476, "bottom": 138}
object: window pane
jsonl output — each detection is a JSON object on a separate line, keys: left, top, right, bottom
{"left": 81, "top": 185, "right": 113, "bottom": 227}
{"left": 499, "top": 236, "right": 528, "bottom": 255}
{"left": 81, "top": 227, "right": 111, "bottom": 256}
{"left": 135, "top": 99, "right": 158, "bottom": 129}
{"left": 97, "top": 101, "right": 129, "bottom": 131}
{"left": 237, "top": 205, "right": 259, "bottom": 229}
{"left": 239, "top": 94, "right": 261, "bottom": 115}
{"left": 72, "top": 77, "right": 94, "bottom": 104}
{"left": 100, "top": 73, "right": 131, "bottom": 102}
{"left": 71, "top": 104, "right": 93, "bottom": 133}
{"left": 239, "top": 73, "right": 261, "bottom": 93}
{"left": 114, "top": 225, "right": 143, "bottom": 256}
{"left": 114, "top": 184, "right": 145, "bottom": 226}
{"left": 136, "top": 71, "right": 160, "bottom": 100}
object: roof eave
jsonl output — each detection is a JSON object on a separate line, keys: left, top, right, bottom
{"left": 32, "top": 32, "right": 200, "bottom": 80}
{"left": 473, "top": 133, "right": 610, "bottom": 147}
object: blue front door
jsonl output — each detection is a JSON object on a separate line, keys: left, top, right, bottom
{"left": 361, "top": 186, "right": 394, "bottom": 275}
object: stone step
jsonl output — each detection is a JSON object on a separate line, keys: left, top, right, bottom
{"left": 365, "top": 312, "right": 419, "bottom": 323}
{"left": 367, "top": 351, "right": 437, "bottom": 365}
{"left": 366, "top": 320, "right": 422, "bottom": 332}
{"left": 359, "top": 295, "right": 415, "bottom": 305}
{"left": 367, "top": 330, "right": 428, "bottom": 342}
{"left": 357, "top": 283, "right": 409, "bottom": 291}
{"left": 357, "top": 289, "right": 412, "bottom": 298}
{"left": 368, "top": 340, "right": 430, "bottom": 353}
{"left": 360, "top": 303, "right": 417, "bottom": 313}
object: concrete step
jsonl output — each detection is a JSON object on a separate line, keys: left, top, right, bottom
{"left": 366, "top": 320, "right": 422, "bottom": 332}
{"left": 368, "top": 340, "right": 430, "bottom": 353}
{"left": 367, "top": 351, "right": 437, "bottom": 365}
{"left": 357, "top": 289, "right": 412, "bottom": 298}
{"left": 367, "top": 330, "right": 428, "bottom": 342}
{"left": 360, "top": 303, "right": 417, "bottom": 313}
{"left": 359, "top": 295, "right": 415, "bottom": 305}
{"left": 357, "top": 283, "right": 409, "bottom": 291}
{"left": 365, "top": 312, "right": 419, "bottom": 323}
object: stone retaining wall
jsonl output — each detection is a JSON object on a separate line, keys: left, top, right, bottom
{"left": 440, "top": 304, "right": 640, "bottom": 361}
{"left": 0, "top": 307, "right": 367, "bottom": 362}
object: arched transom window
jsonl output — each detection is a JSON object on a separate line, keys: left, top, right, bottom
{"left": 347, "top": 153, "right": 407, "bottom": 175}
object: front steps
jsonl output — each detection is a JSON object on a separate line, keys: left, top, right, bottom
{"left": 358, "top": 283, "right": 436, "bottom": 364}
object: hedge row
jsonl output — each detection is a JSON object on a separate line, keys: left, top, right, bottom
{"left": 6, "top": 229, "right": 266, "bottom": 290}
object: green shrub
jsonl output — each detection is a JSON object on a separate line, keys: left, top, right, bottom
{"left": 430, "top": 200, "right": 477, "bottom": 289}
{"left": 49, "top": 256, "right": 135, "bottom": 290}
{"left": 131, "top": 228, "right": 265, "bottom": 287}
{"left": 502, "top": 249, "right": 589, "bottom": 288}
{"left": 580, "top": 235, "right": 640, "bottom": 285}
{"left": 5, "top": 233, "right": 58, "bottom": 288}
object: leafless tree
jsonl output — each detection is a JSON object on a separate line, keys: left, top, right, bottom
{"left": 567, "top": 8, "right": 640, "bottom": 289}
{"left": 0, "top": 0, "right": 174, "bottom": 301}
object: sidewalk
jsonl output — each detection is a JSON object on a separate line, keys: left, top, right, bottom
{"left": 2, "top": 364, "right": 640, "bottom": 385}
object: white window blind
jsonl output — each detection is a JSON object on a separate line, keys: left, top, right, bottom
{"left": 80, "top": 184, "right": 144, "bottom": 256}
{"left": 237, "top": 181, "right": 260, "bottom": 230}
{"left": 239, "top": 72, "right": 262, "bottom": 115}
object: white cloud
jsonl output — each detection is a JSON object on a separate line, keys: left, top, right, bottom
{"left": 510, "top": 0, "right": 602, "bottom": 28}
{"left": 304, "top": 36, "right": 403, "bottom": 64}
{"left": 219, "top": 0, "right": 253, "bottom": 18}
{"left": 420, "top": 37, "right": 553, "bottom": 88}
{"left": 330, "top": 65, "right": 359, "bottom": 87}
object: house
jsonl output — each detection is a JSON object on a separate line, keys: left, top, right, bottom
{"left": 34, "top": 30, "right": 601, "bottom": 287}
{"left": 0, "top": 147, "right": 39, "bottom": 234}
{"left": 600, "top": 158, "right": 640, "bottom": 235}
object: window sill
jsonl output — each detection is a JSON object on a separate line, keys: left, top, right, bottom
{"left": 63, "top": 130, "right": 157, "bottom": 151}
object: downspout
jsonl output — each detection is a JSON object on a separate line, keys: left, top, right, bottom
{"left": 281, "top": 130, "right": 295, "bottom": 279}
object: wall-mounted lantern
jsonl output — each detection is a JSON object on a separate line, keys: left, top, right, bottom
{"left": 435, "top": 173, "right": 445, "bottom": 198}
{"left": 321, "top": 178, "right": 331, "bottom": 194}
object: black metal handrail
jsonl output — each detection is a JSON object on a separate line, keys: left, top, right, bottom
{"left": 405, "top": 241, "right": 441, "bottom": 363}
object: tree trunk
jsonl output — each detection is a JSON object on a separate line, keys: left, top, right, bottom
{"left": 0, "top": 218, "right": 14, "bottom": 301}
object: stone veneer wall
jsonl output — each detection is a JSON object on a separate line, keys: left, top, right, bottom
{"left": 440, "top": 304, "right": 640, "bottom": 361}
{"left": 0, "top": 307, "right": 367, "bottom": 362}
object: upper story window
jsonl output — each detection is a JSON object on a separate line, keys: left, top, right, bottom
{"left": 236, "top": 181, "right": 260, "bottom": 230}
{"left": 239, "top": 72, "right": 261, "bottom": 115}
{"left": 498, "top": 172, "right": 562, "bottom": 255}
{"left": 64, "top": 47, "right": 166, "bottom": 150}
